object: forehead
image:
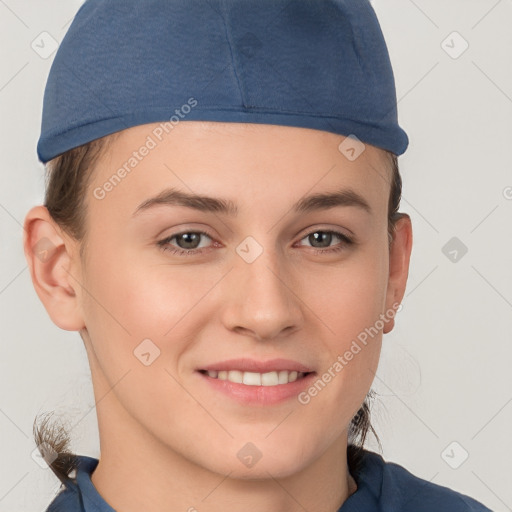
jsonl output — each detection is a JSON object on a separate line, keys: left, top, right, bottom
{"left": 89, "top": 121, "right": 391, "bottom": 220}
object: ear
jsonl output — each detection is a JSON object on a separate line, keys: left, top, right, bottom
{"left": 23, "top": 205, "right": 85, "bottom": 331}
{"left": 383, "top": 214, "right": 413, "bottom": 334}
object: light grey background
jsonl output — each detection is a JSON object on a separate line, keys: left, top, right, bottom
{"left": 1, "top": 0, "right": 511, "bottom": 510}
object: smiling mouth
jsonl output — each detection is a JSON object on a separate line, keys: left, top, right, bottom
{"left": 198, "top": 369, "right": 314, "bottom": 386}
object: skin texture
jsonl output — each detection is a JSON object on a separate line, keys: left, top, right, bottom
{"left": 24, "top": 121, "right": 412, "bottom": 512}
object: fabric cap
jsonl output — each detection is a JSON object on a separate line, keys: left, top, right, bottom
{"left": 37, "top": 0, "right": 409, "bottom": 163}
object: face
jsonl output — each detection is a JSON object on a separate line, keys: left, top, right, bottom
{"left": 33, "top": 121, "right": 411, "bottom": 479}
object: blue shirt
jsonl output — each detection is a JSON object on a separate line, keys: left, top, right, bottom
{"left": 45, "top": 449, "right": 493, "bottom": 511}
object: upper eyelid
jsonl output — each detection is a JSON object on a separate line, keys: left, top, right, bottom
{"left": 296, "top": 225, "right": 353, "bottom": 241}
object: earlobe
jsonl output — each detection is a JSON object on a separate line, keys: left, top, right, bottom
{"left": 383, "top": 214, "right": 413, "bottom": 334}
{"left": 23, "top": 205, "right": 85, "bottom": 331}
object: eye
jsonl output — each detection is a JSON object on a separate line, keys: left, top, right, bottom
{"left": 157, "top": 228, "right": 354, "bottom": 257}
{"left": 157, "top": 230, "right": 214, "bottom": 257}
{"left": 296, "top": 230, "right": 354, "bottom": 255}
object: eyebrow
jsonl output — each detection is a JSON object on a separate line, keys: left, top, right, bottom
{"left": 132, "top": 186, "right": 372, "bottom": 217}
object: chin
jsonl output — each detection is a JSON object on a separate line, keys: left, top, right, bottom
{"left": 197, "top": 441, "right": 312, "bottom": 481}
{"left": 215, "top": 457, "right": 308, "bottom": 481}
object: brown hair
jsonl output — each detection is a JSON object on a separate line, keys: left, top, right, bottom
{"left": 34, "top": 135, "right": 404, "bottom": 486}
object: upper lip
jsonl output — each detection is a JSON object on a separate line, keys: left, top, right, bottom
{"left": 198, "top": 358, "right": 314, "bottom": 373}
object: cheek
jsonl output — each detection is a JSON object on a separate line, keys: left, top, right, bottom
{"left": 79, "top": 237, "right": 226, "bottom": 393}
{"left": 296, "top": 242, "right": 388, "bottom": 410}
{"left": 304, "top": 241, "right": 389, "bottom": 348}
{"left": 78, "top": 243, "right": 210, "bottom": 438}
{"left": 82, "top": 230, "right": 204, "bottom": 328}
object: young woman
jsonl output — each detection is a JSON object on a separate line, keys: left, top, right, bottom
{"left": 23, "top": 0, "right": 493, "bottom": 510}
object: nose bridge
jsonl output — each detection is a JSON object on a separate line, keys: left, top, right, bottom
{"left": 224, "top": 234, "right": 303, "bottom": 339}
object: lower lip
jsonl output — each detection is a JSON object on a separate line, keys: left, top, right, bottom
{"left": 196, "top": 371, "right": 317, "bottom": 406}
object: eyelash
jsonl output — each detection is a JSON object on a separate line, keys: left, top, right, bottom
{"left": 157, "top": 229, "right": 354, "bottom": 257}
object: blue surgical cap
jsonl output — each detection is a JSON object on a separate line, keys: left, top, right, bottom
{"left": 36, "top": 0, "right": 409, "bottom": 163}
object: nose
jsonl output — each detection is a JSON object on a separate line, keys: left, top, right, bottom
{"left": 220, "top": 244, "right": 304, "bottom": 341}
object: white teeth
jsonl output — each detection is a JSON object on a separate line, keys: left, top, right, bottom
{"left": 205, "top": 369, "right": 306, "bottom": 386}
{"left": 261, "top": 371, "right": 278, "bottom": 386}
{"left": 227, "top": 370, "right": 243, "bottom": 383}
{"left": 278, "top": 370, "right": 289, "bottom": 384}
{"left": 243, "top": 372, "right": 261, "bottom": 385}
